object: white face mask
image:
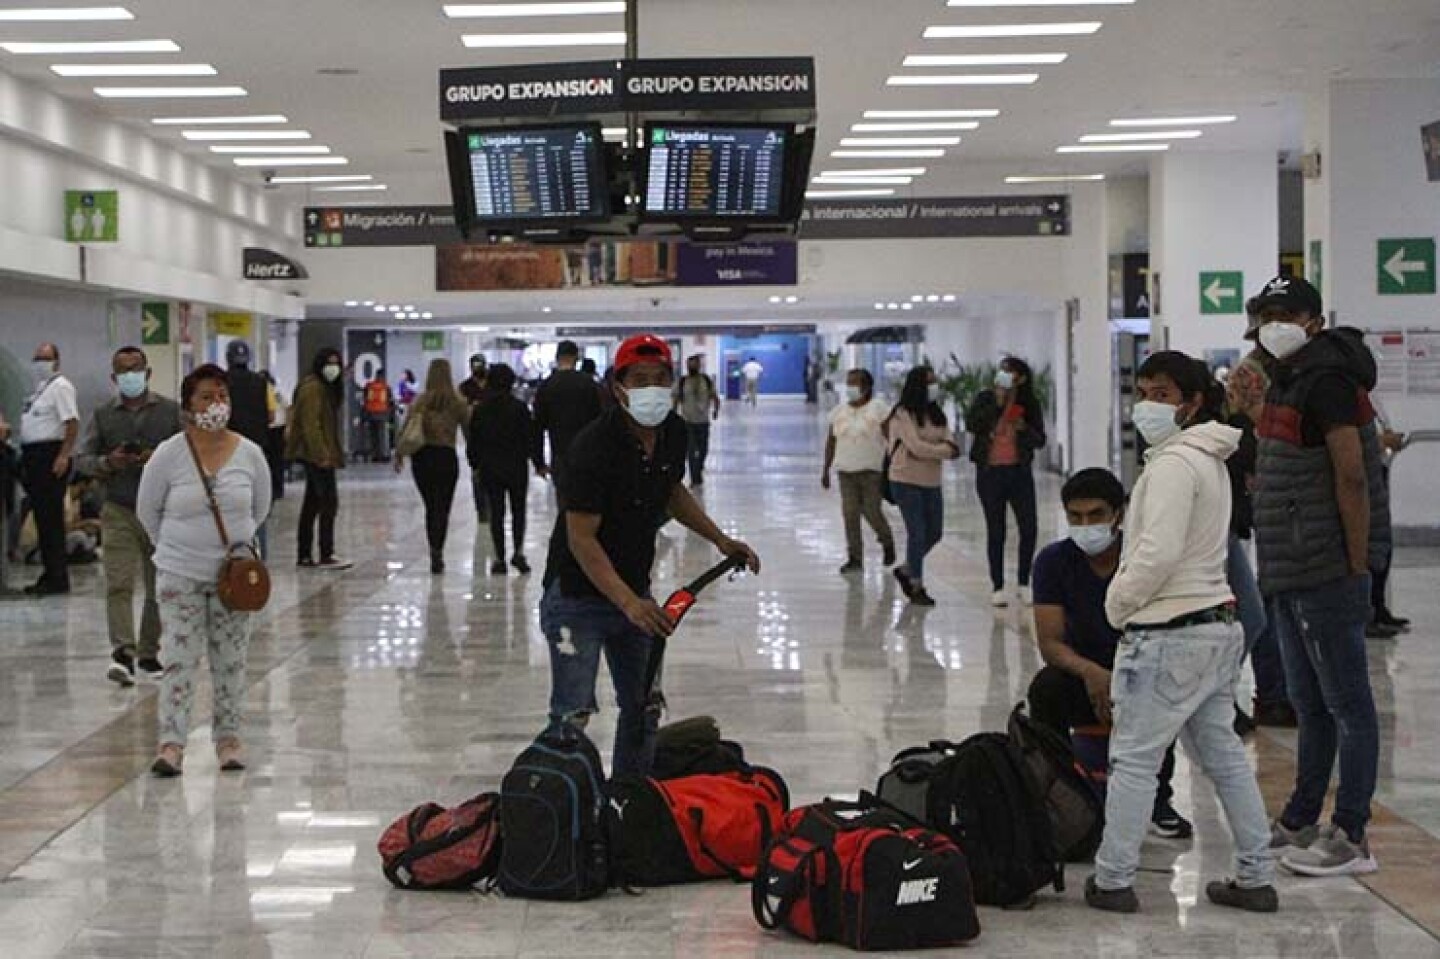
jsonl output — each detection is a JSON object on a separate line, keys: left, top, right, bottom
{"left": 1069, "top": 523, "right": 1117, "bottom": 557}
{"left": 623, "top": 385, "right": 673, "bottom": 428}
{"left": 1131, "top": 400, "right": 1182, "bottom": 446}
{"left": 927, "top": 383, "right": 941, "bottom": 403}
{"left": 1258, "top": 321, "right": 1310, "bottom": 361}
{"left": 322, "top": 364, "right": 342, "bottom": 383}
{"left": 193, "top": 401, "right": 231, "bottom": 433}
{"left": 845, "top": 386, "right": 865, "bottom": 404}
{"left": 994, "top": 370, "right": 1015, "bottom": 390}
{"left": 32, "top": 359, "right": 55, "bottom": 381}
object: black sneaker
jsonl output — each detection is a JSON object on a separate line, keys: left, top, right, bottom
{"left": 511, "top": 555, "right": 531, "bottom": 575}
{"left": 136, "top": 658, "right": 164, "bottom": 682}
{"left": 910, "top": 588, "right": 937, "bottom": 607}
{"left": 892, "top": 567, "right": 915, "bottom": 598}
{"left": 1085, "top": 875, "right": 1139, "bottom": 913}
{"left": 297, "top": 557, "right": 317, "bottom": 569}
{"left": 318, "top": 556, "right": 353, "bottom": 571}
{"left": 1149, "top": 800, "right": 1194, "bottom": 839}
{"left": 1365, "top": 620, "right": 1399, "bottom": 640}
{"left": 838, "top": 560, "right": 863, "bottom": 575}
{"left": 1376, "top": 608, "right": 1410, "bottom": 631}
{"left": 106, "top": 650, "right": 135, "bottom": 688}
{"left": 1205, "top": 879, "right": 1279, "bottom": 913}
{"left": 490, "top": 560, "right": 508, "bottom": 575}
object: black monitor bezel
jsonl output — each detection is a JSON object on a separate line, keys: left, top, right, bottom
{"left": 638, "top": 120, "right": 795, "bottom": 224}
{"left": 449, "top": 120, "right": 613, "bottom": 230}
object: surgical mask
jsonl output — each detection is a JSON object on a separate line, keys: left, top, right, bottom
{"left": 116, "top": 371, "right": 148, "bottom": 399}
{"left": 193, "top": 402, "right": 230, "bottom": 433}
{"left": 322, "top": 364, "right": 341, "bottom": 383}
{"left": 31, "top": 359, "right": 55, "bottom": 381}
{"left": 1131, "top": 400, "right": 1182, "bottom": 446}
{"left": 1069, "top": 523, "right": 1117, "bottom": 557}
{"left": 994, "top": 370, "right": 1015, "bottom": 390}
{"left": 623, "top": 386, "right": 673, "bottom": 428}
{"left": 1258, "top": 322, "right": 1309, "bottom": 361}
{"left": 927, "top": 383, "right": 941, "bottom": 403}
{"left": 845, "top": 386, "right": 866, "bottom": 403}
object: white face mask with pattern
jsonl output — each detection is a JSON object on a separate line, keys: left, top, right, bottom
{"left": 192, "top": 402, "right": 231, "bottom": 432}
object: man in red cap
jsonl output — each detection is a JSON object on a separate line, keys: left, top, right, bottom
{"left": 540, "top": 333, "right": 760, "bottom": 776}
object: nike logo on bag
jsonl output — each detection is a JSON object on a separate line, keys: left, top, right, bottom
{"left": 902, "top": 859, "right": 924, "bottom": 871}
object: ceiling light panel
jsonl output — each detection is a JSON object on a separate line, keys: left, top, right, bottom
{"left": 0, "top": 7, "right": 133, "bottom": 20}
{"left": 209, "top": 145, "right": 331, "bottom": 154}
{"left": 923, "top": 23, "right": 1101, "bottom": 38}
{"left": 864, "top": 109, "right": 999, "bottom": 119}
{"left": 95, "top": 86, "right": 247, "bottom": 98}
{"left": 1109, "top": 115, "right": 1236, "bottom": 126}
{"left": 851, "top": 121, "right": 978, "bottom": 132}
{"left": 947, "top": 0, "right": 1131, "bottom": 5}
{"left": 152, "top": 114, "right": 287, "bottom": 125}
{"left": 232, "top": 156, "right": 349, "bottom": 166}
{"left": 2, "top": 39, "right": 179, "bottom": 54}
{"left": 839, "top": 136, "right": 961, "bottom": 146}
{"left": 888, "top": 74, "right": 1039, "bottom": 86}
{"left": 270, "top": 174, "right": 372, "bottom": 183}
{"left": 1005, "top": 174, "right": 1105, "bottom": 183}
{"left": 811, "top": 175, "right": 914, "bottom": 184}
{"left": 806, "top": 189, "right": 897, "bottom": 198}
{"left": 461, "top": 32, "right": 626, "bottom": 47}
{"left": 817, "top": 167, "right": 927, "bottom": 177}
{"left": 902, "top": 53, "right": 1066, "bottom": 66}
{"left": 1078, "top": 130, "right": 1202, "bottom": 142}
{"left": 52, "top": 63, "right": 216, "bottom": 77}
{"left": 444, "top": 2, "right": 626, "bottom": 15}
{"left": 182, "top": 130, "right": 311, "bottom": 140}
{"left": 1056, "top": 143, "right": 1169, "bottom": 153}
{"left": 832, "top": 149, "right": 945, "bottom": 158}
{"left": 314, "top": 184, "right": 389, "bottom": 192}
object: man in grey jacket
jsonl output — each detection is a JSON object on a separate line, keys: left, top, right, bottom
{"left": 76, "top": 346, "right": 181, "bottom": 687}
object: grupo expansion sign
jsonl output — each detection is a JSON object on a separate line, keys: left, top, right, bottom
{"left": 799, "top": 196, "right": 1071, "bottom": 240}
{"left": 440, "top": 57, "right": 815, "bottom": 122}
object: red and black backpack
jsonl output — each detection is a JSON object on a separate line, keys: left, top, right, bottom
{"left": 377, "top": 792, "right": 502, "bottom": 891}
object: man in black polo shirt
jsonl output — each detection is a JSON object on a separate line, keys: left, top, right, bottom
{"left": 541, "top": 334, "right": 760, "bottom": 777}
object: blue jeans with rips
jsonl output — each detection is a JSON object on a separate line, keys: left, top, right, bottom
{"left": 540, "top": 581, "right": 660, "bottom": 778}
{"left": 1094, "top": 621, "right": 1274, "bottom": 891}
{"left": 1270, "top": 573, "right": 1378, "bottom": 841}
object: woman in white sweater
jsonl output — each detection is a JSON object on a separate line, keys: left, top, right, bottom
{"left": 137, "top": 364, "right": 272, "bottom": 776}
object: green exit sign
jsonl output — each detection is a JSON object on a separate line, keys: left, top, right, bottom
{"left": 421, "top": 331, "right": 445, "bottom": 351}
{"left": 1199, "top": 271, "right": 1244, "bottom": 315}
{"left": 1377, "top": 238, "right": 1436, "bottom": 295}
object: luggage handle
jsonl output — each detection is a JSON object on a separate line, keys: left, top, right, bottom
{"left": 752, "top": 843, "right": 827, "bottom": 932}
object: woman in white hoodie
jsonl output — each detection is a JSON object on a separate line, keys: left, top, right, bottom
{"left": 1087, "top": 352, "right": 1277, "bottom": 916}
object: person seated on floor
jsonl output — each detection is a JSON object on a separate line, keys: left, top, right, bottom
{"left": 1027, "top": 467, "right": 1192, "bottom": 839}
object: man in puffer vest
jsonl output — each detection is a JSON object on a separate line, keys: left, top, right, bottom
{"left": 1248, "top": 275, "right": 1391, "bottom": 878}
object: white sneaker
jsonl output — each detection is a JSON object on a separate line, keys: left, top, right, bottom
{"left": 1018, "top": 586, "right": 1033, "bottom": 606}
{"left": 991, "top": 590, "right": 1010, "bottom": 608}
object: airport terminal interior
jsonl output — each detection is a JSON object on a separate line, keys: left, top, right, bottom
{"left": 1, "top": 0, "right": 1439, "bottom": 956}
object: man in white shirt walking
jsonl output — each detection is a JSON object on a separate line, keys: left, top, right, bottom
{"left": 20, "top": 342, "right": 80, "bottom": 595}
{"left": 740, "top": 357, "right": 764, "bottom": 407}
{"left": 822, "top": 369, "right": 896, "bottom": 574}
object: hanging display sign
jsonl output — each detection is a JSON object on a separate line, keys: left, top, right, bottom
{"left": 798, "top": 195, "right": 1070, "bottom": 240}
{"left": 435, "top": 238, "right": 797, "bottom": 292}
{"left": 439, "top": 57, "right": 816, "bottom": 122}
{"left": 304, "top": 205, "right": 462, "bottom": 248}
{"left": 243, "top": 247, "right": 309, "bottom": 280}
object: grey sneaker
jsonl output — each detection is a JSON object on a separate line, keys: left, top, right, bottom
{"left": 1282, "top": 825, "right": 1378, "bottom": 877}
{"left": 1269, "top": 819, "right": 1319, "bottom": 856}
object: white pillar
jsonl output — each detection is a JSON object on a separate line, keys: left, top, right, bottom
{"left": 1150, "top": 152, "right": 1279, "bottom": 362}
{"left": 1064, "top": 181, "right": 1111, "bottom": 472}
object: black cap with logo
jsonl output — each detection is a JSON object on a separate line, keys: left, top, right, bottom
{"left": 1244, "top": 275, "right": 1323, "bottom": 340}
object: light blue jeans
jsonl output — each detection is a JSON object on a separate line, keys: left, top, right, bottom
{"left": 1095, "top": 621, "right": 1274, "bottom": 890}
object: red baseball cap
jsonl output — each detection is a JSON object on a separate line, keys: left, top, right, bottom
{"left": 613, "top": 334, "right": 673, "bottom": 374}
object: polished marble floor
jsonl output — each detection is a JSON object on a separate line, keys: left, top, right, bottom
{"left": 2, "top": 400, "right": 1439, "bottom": 958}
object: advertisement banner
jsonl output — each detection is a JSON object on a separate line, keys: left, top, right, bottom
{"left": 621, "top": 58, "right": 815, "bottom": 113}
{"left": 210, "top": 312, "right": 253, "bottom": 338}
{"left": 436, "top": 238, "right": 797, "bottom": 292}
{"left": 799, "top": 195, "right": 1070, "bottom": 240}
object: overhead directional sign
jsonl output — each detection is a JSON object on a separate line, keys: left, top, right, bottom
{"left": 1199, "top": 271, "right": 1244, "bottom": 314}
{"left": 799, "top": 195, "right": 1069, "bottom": 240}
{"left": 64, "top": 190, "right": 118, "bottom": 242}
{"left": 1377, "top": 238, "right": 1435, "bottom": 295}
{"left": 140, "top": 302, "right": 169, "bottom": 346}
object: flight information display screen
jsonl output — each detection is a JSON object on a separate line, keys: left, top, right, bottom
{"left": 464, "top": 124, "right": 606, "bottom": 222}
{"left": 643, "top": 124, "right": 788, "bottom": 219}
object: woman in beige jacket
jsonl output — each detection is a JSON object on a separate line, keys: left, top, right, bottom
{"left": 885, "top": 366, "right": 960, "bottom": 606}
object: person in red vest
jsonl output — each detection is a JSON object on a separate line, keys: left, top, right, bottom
{"left": 363, "top": 369, "right": 394, "bottom": 463}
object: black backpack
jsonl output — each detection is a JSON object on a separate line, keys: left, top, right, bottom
{"left": 498, "top": 724, "right": 611, "bottom": 900}
{"left": 877, "top": 733, "right": 1062, "bottom": 907}
{"left": 1007, "top": 703, "right": 1104, "bottom": 863}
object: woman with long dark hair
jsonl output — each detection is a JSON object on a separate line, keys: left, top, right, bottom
{"left": 286, "top": 348, "right": 349, "bottom": 569}
{"left": 394, "top": 358, "right": 470, "bottom": 574}
{"left": 468, "top": 364, "right": 541, "bottom": 575}
{"left": 885, "top": 366, "right": 961, "bottom": 606}
{"left": 966, "top": 356, "right": 1046, "bottom": 607}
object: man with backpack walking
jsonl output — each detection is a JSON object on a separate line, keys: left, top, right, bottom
{"left": 540, "top": 334, "right": 760, "bottom": 778}
{"left": 674, "top": 354, "right": 720, "bottom": 487}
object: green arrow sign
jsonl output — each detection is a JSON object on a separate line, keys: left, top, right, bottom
{"left": 421, "top": 331, "right": 445, "bottom": 351}
{"left": 1377, "top": 238, "right": 1435, "bottom": 295}
{"left": 64, "top": 190, "right": 118, "bottom": 242}
{"left": 1199, "top": 271, "right": 1244, "bottom": 314}
{"left": 140, "top": 302, "right": 170, "bottom": 346}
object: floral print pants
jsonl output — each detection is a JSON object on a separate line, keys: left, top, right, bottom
{"left": 156, "top": 572, "right": 253, "bottom": 748}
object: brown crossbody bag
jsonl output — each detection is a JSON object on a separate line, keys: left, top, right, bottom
{"left": 184, "top": 434, "right": 270, "bottom": 612}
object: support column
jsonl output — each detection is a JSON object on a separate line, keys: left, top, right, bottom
{"left": 1149, "top": 152, "right": 1279, "bottom": 362}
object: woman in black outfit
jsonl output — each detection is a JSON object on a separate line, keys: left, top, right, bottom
{"left": 467, "top": 364, "right": 540, "bottom": 575}
{"left": 965, "top": 356, "right": 1046, "bottom": 607}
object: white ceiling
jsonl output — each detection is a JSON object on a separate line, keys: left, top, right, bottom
{"left": 1, "top": 0, "right": 1437, "bottom": 322}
